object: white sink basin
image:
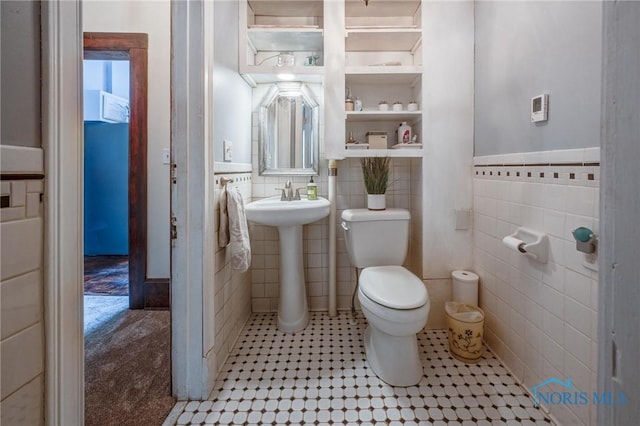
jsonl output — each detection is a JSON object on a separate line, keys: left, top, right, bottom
{"left": 245, "top": 196, "right": 330, "bottom": 227}
{"left": 245, "top": 195, "right": 330, "bottom": 333}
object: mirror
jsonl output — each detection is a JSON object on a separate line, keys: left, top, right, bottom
{"left": 259, "top": 83, "right": 319, "bottom": 176}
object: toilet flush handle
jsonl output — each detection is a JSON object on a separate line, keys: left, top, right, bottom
{"left": 341, "top": 221, "right": 350, "bottom": 231}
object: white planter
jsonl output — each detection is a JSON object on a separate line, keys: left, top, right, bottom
{"left": 367, "top": 194, "right": 386, "bottom": 211}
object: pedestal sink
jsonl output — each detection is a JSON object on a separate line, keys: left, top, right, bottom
{"left": 245, "top": 196, "right": 330, "bottom": 332}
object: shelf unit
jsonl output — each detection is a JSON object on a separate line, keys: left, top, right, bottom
{"left": 247, "top": 28, "right": 324, "bottom": 52}
{"left": 346, "top": 110, "right": 422, "bottom": 122}
{"left": 345, "top": 28, "right": 421, "bottom": 52}
{"left": 239, "top": 1, "right": 325, "bottom": 86}
{"left": 343, "top": 148, "right": 423, "bottom": 158}
{"left": 341, "top": 0, "right": 423, "bottom": 158}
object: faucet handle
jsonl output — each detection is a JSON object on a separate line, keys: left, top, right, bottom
{"left": 274, "top": 188, "right": 287, "bottom": 201}
{"left": 294, "top": 187, "right": 306, "bottom": 200}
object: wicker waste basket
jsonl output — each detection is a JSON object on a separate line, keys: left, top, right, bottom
{"left": 445, "top": 302, "right": 485, "bottom": 363}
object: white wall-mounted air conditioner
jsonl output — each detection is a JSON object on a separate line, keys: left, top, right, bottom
{"left": 84, "top": 90, "right": 129, "bottom": 123}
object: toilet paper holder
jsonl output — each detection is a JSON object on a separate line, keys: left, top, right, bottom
{"left": 502, "top": 227, "right": 549, "bottom": 263}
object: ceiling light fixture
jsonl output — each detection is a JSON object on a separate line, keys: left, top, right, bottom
{"left": 277, "top": 73, "right": 296, "bottom": 81}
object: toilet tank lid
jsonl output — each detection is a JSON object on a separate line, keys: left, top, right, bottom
{"left": 342, "top": 208, "right": 410, "bottom": 222}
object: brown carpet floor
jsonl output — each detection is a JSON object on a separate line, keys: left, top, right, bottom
{"left": 85, "top": 307, "right": 175, "bottom": 426}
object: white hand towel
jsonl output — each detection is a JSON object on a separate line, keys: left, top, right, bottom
{"left": 218, "top": 189, "right": 230, "bottom": 248}
{"left": 226, "top": 187, "right": 251, "bottom": 272}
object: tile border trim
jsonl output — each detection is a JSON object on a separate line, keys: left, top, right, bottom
{"left": 474, "top": 147, "right": 600, "bottom": 166}
{"left": 0, "top": 146, "right": 44, "bottom": 174}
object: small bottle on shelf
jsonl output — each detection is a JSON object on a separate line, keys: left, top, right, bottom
{"left": 354, "top": 97, "right": 363, "bottom": 111}
{"left": 398, "top": 122, "right": 412, "bottom": 144}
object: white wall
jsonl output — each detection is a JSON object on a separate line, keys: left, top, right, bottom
{"left": 599, "top": 1, "right": 640, "bottom": 423}
{"left": 421, "top": 1, "right": 475, "bottom": 298}
{"left": 83, "top": 0, "right": 171, "bottom": 278}
{"left": 474, "top": 1, "right": 602, "bottom": 156}
{"left": 473, "top": 149, "right": 600, "bottom": 425}
{"left": 1, "top": 1, "right": 41, "bottom": 148}
{"left": 213, "top": 0, "right": 252, "bottom": 164}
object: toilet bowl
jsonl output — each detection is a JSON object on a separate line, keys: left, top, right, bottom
{"left": 342, "top": 209, "right": 430, "bottom": 387}
{"left": 358, "top": 267, "right": 429, "bottom": 386}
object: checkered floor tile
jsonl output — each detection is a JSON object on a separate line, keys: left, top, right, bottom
{"left": 169, "top": 312, "right": 552, "bottom": 425}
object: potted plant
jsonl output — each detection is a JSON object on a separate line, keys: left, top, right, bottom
{"left": 361, "top": 157, "right": 390, "bottom": 210}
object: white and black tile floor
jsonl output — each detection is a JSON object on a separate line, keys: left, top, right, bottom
{"left": 169, "top": 312, "right": 552, "bottom": 425}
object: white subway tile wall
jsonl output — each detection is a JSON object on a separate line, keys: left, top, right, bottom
{"left": 472, "top": 158, "right": 599, "bottom": 426}
{"left": 1, "top": 178, "right": 44, "bottom": 426}
{"left": 213, "top": 173, "right": 253, "bottom": 373}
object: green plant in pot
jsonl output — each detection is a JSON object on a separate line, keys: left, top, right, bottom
{"left": 361, "top": 157, "right": 390, "bottom": 210}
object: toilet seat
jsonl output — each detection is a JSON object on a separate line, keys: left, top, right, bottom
{"left": 360, "top": 266, "right": 427, "bottom": 309}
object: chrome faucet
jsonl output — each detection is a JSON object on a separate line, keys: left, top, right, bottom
{"left": 276, "top": 180, "right": 294, "bottom": 201}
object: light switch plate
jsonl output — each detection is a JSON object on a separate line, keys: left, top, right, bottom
{"left": 162, "top": 148, "right": 170, "bottom": 165}
{"left": 223, "top": 140, "right": 233, "bottom": 162}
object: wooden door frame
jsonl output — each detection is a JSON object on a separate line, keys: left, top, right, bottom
{"left": 84, "top": 32, "right": 168, "bottom": 309}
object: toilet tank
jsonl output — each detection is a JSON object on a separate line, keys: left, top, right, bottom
{"left": 341, "top": 208, "right": 410, "bottom": 268}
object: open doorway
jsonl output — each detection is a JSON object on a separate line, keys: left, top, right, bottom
{"left": 83, "top": 58, "right": 131, "bottom": 331}
{"left": 82, "top": 32, "right": 174, "bottom": 425}
{"left": 82, "top": 32, "right": 170, "bottom": 309}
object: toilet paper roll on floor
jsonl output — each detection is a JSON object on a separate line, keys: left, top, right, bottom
{"left": 452, "top": 270, "right": 479, "bottom": 306}
{"left": 502, "top": 236, "right": 527, "bottom": 253}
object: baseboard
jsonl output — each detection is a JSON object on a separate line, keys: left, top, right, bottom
{"left": 145, "top": 278, "right": 170, "bottom": 309}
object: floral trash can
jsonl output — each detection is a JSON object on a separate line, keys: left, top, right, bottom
{"left": 445, "top": 302, "right": 485, "bottom": 363}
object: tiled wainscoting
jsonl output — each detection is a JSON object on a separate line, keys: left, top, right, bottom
{"left": 1, "top": 177, "right": 45, "bottom": 425}
{"left": 212, "top": 172, "right": 253, "bottom": 373}
{"left": 472, "top": 149, "right": 600, "bottom": 425}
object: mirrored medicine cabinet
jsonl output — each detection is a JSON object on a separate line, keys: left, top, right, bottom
{"left": 258, "top": 82, "right": 319, "bottom": 176}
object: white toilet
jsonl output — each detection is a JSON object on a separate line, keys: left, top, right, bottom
{"left": 341, "top": 208, "right": 430, "bottom": 386}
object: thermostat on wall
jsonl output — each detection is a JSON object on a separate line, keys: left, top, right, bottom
{"left": 531, "top": 94, "right": 549, "bottom": 123}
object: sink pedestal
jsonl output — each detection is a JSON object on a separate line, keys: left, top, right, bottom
{"left": 244, "top": 195, "right": 330, "bottom": 333}
{"left": 277, "top": 225, "right": 309, "bottom": 332}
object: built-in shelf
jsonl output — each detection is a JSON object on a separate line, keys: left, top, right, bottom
{"left": 240, "top": 65, "right": 324, "bottom": 86}
{"left": 345, "top": 0, "right": 421, "bottom": 18}
{"left": 345, "top": 28, "right": 421, "bottom": 52}
{"left": 343, "top": 148, "right": 423, "bottom": 158}
{"left": 346, "top": 110, "right": 422, "bottom": 122}
{"left": 247, "top": 28, "right": 324, "bottom": 52}
{"left": 345, "top": 66, "right": 422, "bottom": 84}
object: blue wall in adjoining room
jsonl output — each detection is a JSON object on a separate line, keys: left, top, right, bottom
{"left": 84, "top": 122, "right": 129, "bottom": 255}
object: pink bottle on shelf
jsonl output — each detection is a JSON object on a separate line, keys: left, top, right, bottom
{"left": 398, "top": 122, "right": 412, "bottom": 144}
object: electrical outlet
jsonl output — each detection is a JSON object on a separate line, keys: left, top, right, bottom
{"left": 223, "top": 140, "right": 233, "bottom": 162}
{"left": 162, "top": 148, "right": 170, "bottom": 165}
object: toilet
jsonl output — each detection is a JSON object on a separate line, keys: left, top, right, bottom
{"left": 341, "top": 208, "right": 430, "bottom": 386}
